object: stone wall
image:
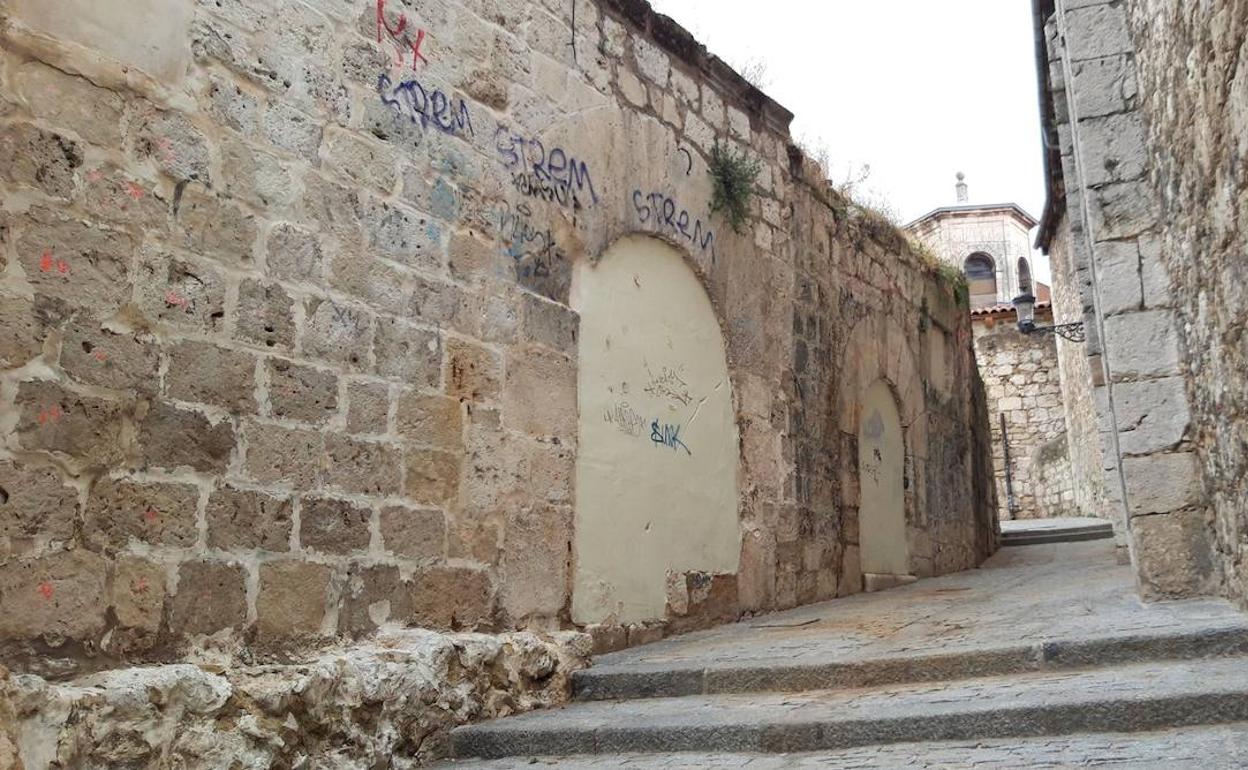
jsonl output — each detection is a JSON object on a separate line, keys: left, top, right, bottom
{"left": 0, "top": 0, "right": 996, "bottom": 687}
{"left": 1045, "top": 211, "right": 1112, "bottom": 526}
{"left": 972, "top": 309, "right": 1076, "bottom": 521}
{"left": 1124, "top": 0, "right": 1248, "bottom": 606}
{"left": 1035, "top": 0, "right": 1219, "bottom": 598}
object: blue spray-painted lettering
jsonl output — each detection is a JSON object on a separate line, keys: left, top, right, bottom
{"left": 651, "top": 420, "right": 692, "bottom": 455}
{"left": 495, "top": 127, "right": 598, "bottom": 205}
{"left": 633, "top": 190, "right": 715, "bottom": 257}
{"left": 378, "top": 74, "right": 474, "bottom": 137}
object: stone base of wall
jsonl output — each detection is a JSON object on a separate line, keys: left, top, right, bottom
{"left": 0, "top": 629, "right": 590, "bottom": 769}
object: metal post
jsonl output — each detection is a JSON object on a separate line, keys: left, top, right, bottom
{"left": 1000, "top": 412, "right": 1019, "bottom": 516}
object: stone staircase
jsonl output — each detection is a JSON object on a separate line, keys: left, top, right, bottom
{"left": 441, "top": 541, "right": 1248, "bottom": 767}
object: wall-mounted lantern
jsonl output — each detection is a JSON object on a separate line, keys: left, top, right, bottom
{"left": 1012, "top": 293, "right": 1086, "bottom": 342}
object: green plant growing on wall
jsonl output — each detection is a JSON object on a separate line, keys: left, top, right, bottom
{"left": 936, "top": 262, "right": 970, "bottom": 308}
{"left": 708, "top": 140, "right": 760, "bottom": 234}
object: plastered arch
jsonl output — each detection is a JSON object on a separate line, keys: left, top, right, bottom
{"left": 569, "top": 235, "right": 740, "bottom": 626}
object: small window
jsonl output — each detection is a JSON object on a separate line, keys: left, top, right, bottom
{"left": 964, "top": 253, "right": 997, "bottom": 307}
{"left": 1018, "top": 258, "right": 1033, "bottom": 295}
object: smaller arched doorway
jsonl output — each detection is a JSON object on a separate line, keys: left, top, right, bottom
{"left": 858, "top": 380, "right": 909, "bottom": 586}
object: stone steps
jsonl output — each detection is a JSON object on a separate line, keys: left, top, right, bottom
{"left": 999, "top": 517, "right": 1115, "bottom": 546}
{"left": 450, "top": 656, "right": 1248, "bottom": 759}
{"left": 571, "top": 620, "right": 1248, "bottom": 701}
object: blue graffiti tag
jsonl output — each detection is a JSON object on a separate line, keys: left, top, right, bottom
{"left": 495, "top": 127, "right": 598, "bottom": 206}
{"left": 378, "top": 74, "right": 474, "bottom": 137}
{"left": 651, "top": 420, "right": 692, "bottom": 455}
{"left": 632, "top": 190, "right": 715, "bottom": 257}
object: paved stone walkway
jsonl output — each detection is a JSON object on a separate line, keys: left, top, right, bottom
{"left": 443, "top": 723, "right": 1248, "bottom": 768}
{"left": 579, "top": 540, "right": 1245, "bottom": 691}
{"left": 444, "top": 541, "right": 1248, "bottom": 766}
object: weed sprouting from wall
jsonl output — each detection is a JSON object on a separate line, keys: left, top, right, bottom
{"left": 708, "top": 140, "right": 760, "bottom": 234}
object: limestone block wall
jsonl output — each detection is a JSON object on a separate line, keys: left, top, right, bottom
{"left": 1124, "top": 0, "right": 1248, "bottom": 607}
{"left": 0, "top": 0, "right": 996, "bottom": 675}
{"left": 972, "top": 311, "right": 1075, "bottom": 521}
{"left": 1036, "top": 0, "right": 1219, "bottom": 599}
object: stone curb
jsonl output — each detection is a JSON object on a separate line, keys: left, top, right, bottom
{"left": 571, "top": 624, "right": 1248, "bottom": 701}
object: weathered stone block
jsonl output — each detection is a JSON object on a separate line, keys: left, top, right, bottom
{"left": 446, "top": 337, "right": 502, "bottom": 402}
{"left": 175, "top": 184, "right": 258, "bottom": 267}
{"left": 395, "top": 392, "right": 463, "bottom": 449}
{"left": 0, "top": 550, "right": 108, "bottom": 640}
{"left": 1103, "top": 310, "right": 1181, "bottom": 380}
{"left": 134, "top": 250, "right": 227, "bottom": 333}
{"left": 61, "top": 322, "right": 159, "bottom": 394}
{"left": 323, "top": 129, "right": 398, "bottom": 193}
{"left": 268, "top": 359, "right": 338, "bottom": 424}
{"left": 300, "top": 496, "right": 371, "bottom": 555}
{"left": 244, "top": 422, "right": 324, "bottom": 486}
{"left": 500, "top": 505, "right": 570, "bottom": 623}
{"left": 256, "top": 561, "right": 330, "bottom": 637}
{"left": 135, "top": 402, "right": 236, "bottom": 474}
{"left": 322, "top": 435, "right": 403, "bottom": 496}
{"left": 330, "top": 253, "right": 411, "bottom": 316}
{"left": 522, "top": 294, "right": 578, "bottom": 353}
{"left": 221, "top": 136, "right": 301, "bottom": 210}
{"left": 133, "top": 105, "right": 212, "bottom": 183}
{"left": 14, "top": 61, "right": 125, "bottom": 147}
{"left": 263, "top": 102, "right": 324, "bottom": 161}
{"left": 15, "top": 381, "right": 128, "bottom": 468}
{"left": 0, "top": 461, "right": 77, "bottom": 545}
{"left": 303, "top": 297, "right": 372, "bottom": 369}
{"left": 363, "top": 199, "right": 442, "bottom": 272}
{"left": 16, "top": 208, "right": 132, "bottom": 316}
{"left": 1132, "top": 508, "right": 1219, "bottom": 598}
{"left": 236, "top": 279, "right": 297, "bottom": 350}
{"left": 380, "top": 506, "right": 446, "bottom": 561}
{"left": 299, "top": 172, "right": 363, "bottom": 242}
{"left": 503, "top": 345, "right": 575, "bottom": 438}
{"left": 110, "top": 556, "right": 166, "bottom": 633}
{"left": 207, "top": 486, "right": 292, "bottom": 551}
{"left": 374, "top": 317, "right": 442, "bottom": 386}
{"left": 0, "top": 124, "right": 82, "bottom": 198}
{"left": 0, "top": 297, "right": 51, "bottom": 370}
{"left": 1115, "top": 377, "right": 1190, "bottom": 456}
{"left": 404, "top": 449, "right": 461, "bottom": 505}
{"left": 85, "top": 477, "right": 199, "bottom": 551}
{"left": 170, "top": 561, "right": 248, "bottom": 636}
{"left": 265, "top": 222, "right": 323, "bottom": 282}
{"left": 165, "top": 340, "right": 257, "bottom": 413}
{"left": 347, "top": 380, "right": 391, "bottom": 435}
{"left": 410, "top": 566, "right": 494, "bottom": 631}
{"left": 1122, "top": 452, "right": 1203, "bottom": 515}
{"left": 339, "top": 564, "right": 406, "bottom": 635}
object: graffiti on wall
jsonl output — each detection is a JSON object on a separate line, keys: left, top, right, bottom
{"left": 632, "top": 190, "right": 715, "bottom": 258}
{"left": 604, "top": 400, "right": 648, "bottom": 438}
{"left": 378, "top": 74, "right": 474, "bottom": 138}
{"left": 496, "top": 202, "right": 570, "bottom": 300}
{"left": 376, "top": 0, "right": 429, "bottom": 69}
{"left": 650, "top": 420, "right": 691, "bottom": 455}
{"left": 496, "top": 128, "right": 599, "bottom": 207}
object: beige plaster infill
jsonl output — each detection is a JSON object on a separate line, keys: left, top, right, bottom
{"left": 570, "top": 236, "right": 739, "bottom": 626}
{"left": 859, "top": 379, "right": 909, "bottom": 580}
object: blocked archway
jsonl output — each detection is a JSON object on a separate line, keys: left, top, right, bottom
{"left": 858, "top": 379, "right": 909, "bottom": 581}
{"left": 570, "top": 236, "right": 739, "bottom": 625}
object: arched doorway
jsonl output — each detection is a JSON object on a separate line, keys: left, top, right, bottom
{"left": 858, "top": 380, "right": 909, "bottom": 584}
{"left": 964, "top": 253, "right": 998, "bottom": 307}
{"left": 570, "top": 236, "right": 739, "bottom": 625}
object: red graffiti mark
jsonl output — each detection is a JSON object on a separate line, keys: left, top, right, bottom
{"left": 376, "top": 0, "right": 428, "bottom": 69}
{"left": 135, "top": 576, "right": 150, "bottom": 593}
{"left": 37, "top": 581, "right": 54, "bottom": 600}
{"left": 126, "top": 182, "right": 146, "bottom": 201}
{"left": 155, "top": 137, "right": 177, "bottom": 163}
{"left": 56, "top": 259, "right": 70, "bottom": 274}
{"left": 143, "top": 507, "right": 159, "bottom": 523}
{"left": 39, "top": 250, "right": 54, "bottom": 272}
{"left": 164, "top": 290, "right": 188, "bottom": 308}
{"left": 86, "top": 169, "right": 103, "bottom": 183}
{"left": 37, "top": 405, "right": 63, "bottom": 425}
{"left": 93, "top": 350, "right": 109, "bottom": 363}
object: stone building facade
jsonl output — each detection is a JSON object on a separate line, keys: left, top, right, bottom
{"left": 0, "top": 0, "right": 998, "bottom": 743}
{"left": 907, "top": 193, "right": 1078, "bottom": 523}
{"left": 1033, "top": 0, "right": 1241, "bottom": 600}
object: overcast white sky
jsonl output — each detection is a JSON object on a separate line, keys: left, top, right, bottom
{"left": 647, "top": 0, "right": 1051, "bottom": 280}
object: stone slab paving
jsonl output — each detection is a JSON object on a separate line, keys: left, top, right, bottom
{"left": 574, "top": 541, "right": 1248, "bottom": 700}
{"left": 440, "top": 722, "right": 1248, "bottom": 768}
{"left": 452, "top": 656, "right": 1248, "bottom": 757}
{"left": 1000, "top": 517, "right": 1114, "bottom": 546}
